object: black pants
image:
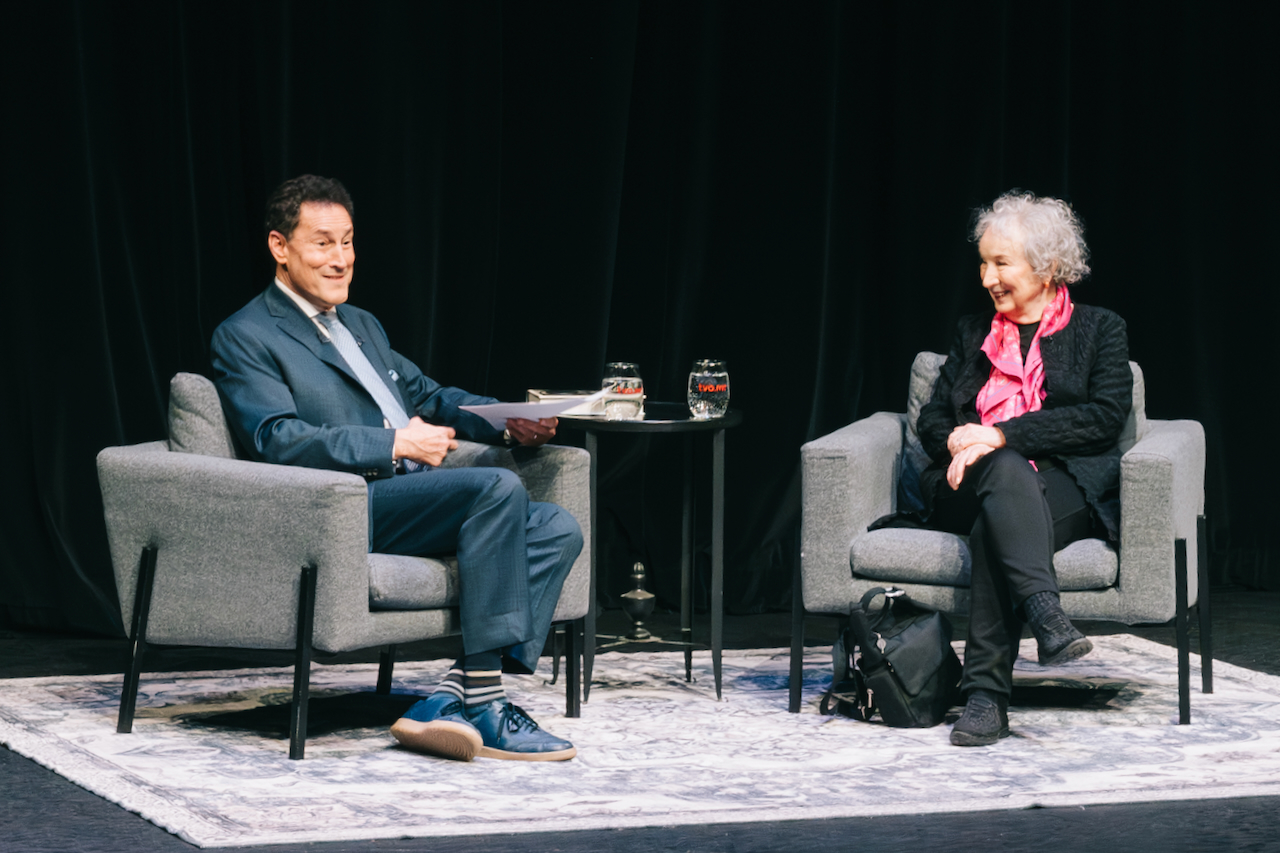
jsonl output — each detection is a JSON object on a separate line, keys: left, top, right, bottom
{"left": 926, "top": 448, "right": 1092, "bottom": 698}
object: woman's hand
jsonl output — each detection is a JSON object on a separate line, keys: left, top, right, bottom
{"left": 947, "top": 443, "right": 996, "bottom": 490}
{"left": 947, "top": 423, "right": 1006, "bottom": 456}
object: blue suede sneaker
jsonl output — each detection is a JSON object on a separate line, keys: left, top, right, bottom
{"left": 464, "top": 698, "right": 577, "bottom": 761}
{"left": 390, "top": 693, "right": 483, "bottom": 761}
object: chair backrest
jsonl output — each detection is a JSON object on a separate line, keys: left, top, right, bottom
{"left": 168, "top": 372, "right": 241, "bottom": 459}
{"left": 903, "top": 352, "right": 1148, "bottom": 462}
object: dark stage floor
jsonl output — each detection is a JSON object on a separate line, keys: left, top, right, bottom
{"left": 3, "top": 589, "right": 1279, "bottom": 853}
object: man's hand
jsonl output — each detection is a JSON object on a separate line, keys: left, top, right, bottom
{"left": 947, "top": 423, "right": 1006, "bottom": 457}
{"left": 393, "top": 417, "right": 458, "bottom": 466}
{"left": 947, "top": 443, "right": 996, "bottom": 490}
{"left": 506, "top": 417, "right": 558, "bottom": 447}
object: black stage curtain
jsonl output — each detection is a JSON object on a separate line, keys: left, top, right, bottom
{"left": 4, "top": 1, "right": 1277, "bottom": 636}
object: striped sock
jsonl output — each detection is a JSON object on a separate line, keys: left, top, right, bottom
{"left": 432, "top": 667, "right": 465, "bottom": 701}
{"left": 461, "top": 669, "right": 506, "bottom": 708}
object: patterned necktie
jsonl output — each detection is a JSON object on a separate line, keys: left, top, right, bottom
{"left": 315, "top": 311, "right": 410, "bottom": 429}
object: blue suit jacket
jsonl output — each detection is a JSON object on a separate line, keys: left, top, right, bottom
{"left": 211, "top": 284, "right": 504, "bottom": 480}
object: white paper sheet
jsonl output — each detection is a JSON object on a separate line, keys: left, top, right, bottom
{"left": 460, "top": 388, "right": 610, "bottom": 429}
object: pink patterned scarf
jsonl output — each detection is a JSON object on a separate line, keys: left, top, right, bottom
{"left": 976, "top": 285, "right": 1074, "bottom": 427}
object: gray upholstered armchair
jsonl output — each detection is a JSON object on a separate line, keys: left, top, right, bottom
{"left": 790, "top": 353, "right": 1211, "bottom": 719}
{"left": 97, "top": 373, "right": 591, "bottom": 758}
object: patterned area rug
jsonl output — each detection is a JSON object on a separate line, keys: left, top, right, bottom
{"left": 3, "top": 636, "right": 1279, "bottom": 848}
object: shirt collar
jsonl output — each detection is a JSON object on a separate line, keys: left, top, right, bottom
{"left": 274, "top": 277, "right": 335, "bottom": 339}
{"left": 274, "top": 277, "right": 325, "bottom": 319}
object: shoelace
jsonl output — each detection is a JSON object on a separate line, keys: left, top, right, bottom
{"left": 1034, "top": 610, "right": 1075, "bottom": 642}
{"left": 965, "top": 700, "right": 998, "bottom": 720}
{"left": 502, "top": 703, "right": 541, "bottom": 734}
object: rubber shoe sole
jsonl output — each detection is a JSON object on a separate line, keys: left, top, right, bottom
{"left": 477, "top": 743, "right": 578, "bottom": 762}
{"left": 950, "top": 725, "right": 1011, "bottom": 747}
{"left": 390, "top": 718, "right": 483, "bottom": 762}
{"left": 463, "top": 699, "right": 578, "bottom": 761}
{"left": 1038, "top": 635, "right": 1094, "bottom": 666}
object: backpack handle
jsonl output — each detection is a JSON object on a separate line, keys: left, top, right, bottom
{"left": 858, "top": 586, "right": 904, "bottom": 630}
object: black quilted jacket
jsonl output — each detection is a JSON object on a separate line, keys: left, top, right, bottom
{"left": 916, "top": 303, "right": 1133, "bottom": 537}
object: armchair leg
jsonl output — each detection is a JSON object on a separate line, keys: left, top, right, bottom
{"left": 1175, "top": 538, "right": 1191, "bottom": 725}
{"left": 789, "top": 553, "right": 805, "bottom": 713}
{"left": 376, "top": 645, "right": 397, "bottom": 695}
{"left": 118, "top": 545, "right": 158, "bottom": 734}
{"left": 564, "top": 619, "right": 582, "bottom": 718}
{"left": 548, "top": 624, "right": 562, "bottom": 686}
{"left": 1197, "top": 515, "right": 1214, "bottom": 694}
{"left": 289, "top": 565, "right": 318, "bottom": 760}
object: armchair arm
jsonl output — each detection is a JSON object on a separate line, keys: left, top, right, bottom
{"left": 800, "top": 412, "right": 905, "bottom": 613}
{"left": 1116, "top": 419, "right": 1206, "bottom": 623}
{"left": 440, "top": 440, "right": 588, "bottom": 509}
{"left": 438, "top": 440, "right": 590, "bottom": 622}
{"left": 437, "top": 439, "right": 521, "bottom": 473}
{"left": 512, "top": 445, "right": 590, "bottom": 513}
{"left": 97, "top": 443, "right": 372, "bottom": 650}
{"left": 515, "top": 445, "right": 591, "bottom": 623}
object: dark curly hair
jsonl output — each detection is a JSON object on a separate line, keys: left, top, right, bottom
{"left": 265, "top": 174, "right": 354, "bottom": 239}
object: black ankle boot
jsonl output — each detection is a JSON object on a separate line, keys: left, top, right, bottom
{"left": 1023, "top": 591, "right": 1093, "bottom": 665}
{"left": 950, "top": 689, "right": 1009, "bottom": 746}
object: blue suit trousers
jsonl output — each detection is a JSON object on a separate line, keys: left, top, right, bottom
{"left": 368, "top": 466, "right": 582, "bottom": 674}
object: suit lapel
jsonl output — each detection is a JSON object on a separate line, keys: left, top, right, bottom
{"left": 264, "top": 284, "right": 412, "bottom": 415}
{"left": 264, "top": 285, "right": 364, "bottom": 387}
{"left": 334, "top": 305, "right": 411, "bottom": 410}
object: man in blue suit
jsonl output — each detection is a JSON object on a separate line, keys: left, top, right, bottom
{"left": 212, "top": 175, "right": 582, "bottom": 762}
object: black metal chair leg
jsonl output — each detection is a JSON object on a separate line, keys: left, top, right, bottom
{"left": 548, "top": 624, "right": 563, "bottom": 686}
{"left": 118, "top": 545, "right": 158, "bottom": 734}
{"left": 584, "top": 432, "right": 598, "bottom": 702}
{"left": 682, "top": 434, "right": 694, "bottom": 683}
{"left": 565, "top": 618, "right": 582, "bottom": 718}
{"left": 789, "top": 553, "right": 805, "bottom": 713}
{"left": 1175, "top": 538, "right": 1191, "bottom": 725}
{"left": 711, "top": 429, "right": 725, "bottom": 700}
{"left": 289, "top": 565, "right": 318, "bottom": 760}
{"left": 1197, "top": 515, "right": 1214, "bottom": 694}
{"left": 376, "top": 644, "right": 397, "bottom": 695}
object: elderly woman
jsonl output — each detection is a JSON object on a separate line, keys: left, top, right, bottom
{"left": 916, "top": 191, "right": 1132, "bottom": 746}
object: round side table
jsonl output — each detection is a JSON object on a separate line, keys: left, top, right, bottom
{"left": 559, "top": 402, "right": 743, "bottom": 700}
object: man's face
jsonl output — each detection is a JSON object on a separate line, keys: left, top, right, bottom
{"left": 269, "top": 201, "right": 355, "bottom": 311}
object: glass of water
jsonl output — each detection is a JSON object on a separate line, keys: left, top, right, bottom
{"left": 603, "top": 362, "right": 644, "bottom": 420}
{"left": 688, "top": 359, "right": 730, "bottom": 419}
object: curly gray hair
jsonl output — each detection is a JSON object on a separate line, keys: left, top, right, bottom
{"left": 973, "top": 191, "right": 1090, "bottom": 285}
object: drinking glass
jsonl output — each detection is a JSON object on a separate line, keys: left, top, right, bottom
{"left": 688, "top": 359, "right": 730, "bottom": 419}
{"left": 603, "top": 362, "right": 644, "bottom": 420}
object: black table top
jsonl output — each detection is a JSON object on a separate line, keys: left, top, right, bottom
{"left": 558, "top": 402, "right": 743, "bottom": 433}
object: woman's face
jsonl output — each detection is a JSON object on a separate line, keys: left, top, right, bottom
{"left": 978, "top": 228, "right": 1056, "bottom": 324}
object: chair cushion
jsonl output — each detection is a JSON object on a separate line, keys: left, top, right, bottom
{"left": 852, "top": 529, "right": 972, "bottom": 586}
{"left": 368, "top": 553, "right": 459, "bottom": 610}
{"left": 169, "top": 372, "right": 239, "bottom": 459}
{"left": 850, "top": 529, "right": 1118, "bottom": 591}
{"left": 1053, "top": 537, "right": 1119, "bottom": 590}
